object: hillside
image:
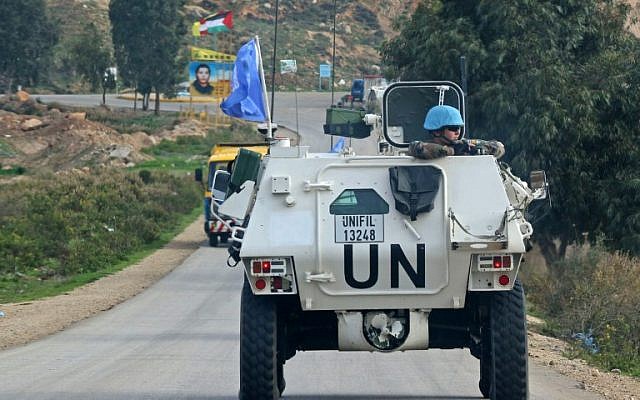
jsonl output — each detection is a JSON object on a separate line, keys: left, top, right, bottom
{"left": 45, "top": 0, "right": 419, "bottom": 91}
{"left": 42, "top": 0, "right": 640, "bottom": 92}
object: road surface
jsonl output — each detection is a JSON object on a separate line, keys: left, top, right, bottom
{"left": 0, "top": 244, "right": 601, "bottom": 400}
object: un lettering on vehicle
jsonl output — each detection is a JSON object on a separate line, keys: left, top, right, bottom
{"left": 334, "top": 215, "right": 384, "bottom": 243}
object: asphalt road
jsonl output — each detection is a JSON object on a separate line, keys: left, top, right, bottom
{"left": 0, "top": 245, "right": 601, "bottom": 400}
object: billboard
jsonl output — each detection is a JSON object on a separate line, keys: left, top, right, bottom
{"left": 188, "top": 61, "right": 233, "bottom": 97}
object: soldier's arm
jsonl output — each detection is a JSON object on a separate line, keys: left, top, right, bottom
{"left": 467, "top": 139, "right": 505, "bottom": 159}
{"left": 408, "top": 141, "right": 454, "bottom": 159}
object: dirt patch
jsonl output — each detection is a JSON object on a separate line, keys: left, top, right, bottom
{"left": 527, "top": 316, "right": 640, "bottom": 400}
{"left": 0, "top": 97, "right": 211, "bottom": 172}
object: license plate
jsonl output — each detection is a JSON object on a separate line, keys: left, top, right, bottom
{"left": 334, "top": 215, "right": 384, "bottom": 243}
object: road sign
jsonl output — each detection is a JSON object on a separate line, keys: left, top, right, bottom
{"left": 319, "top": 64, "right": 332, "bottom": 78}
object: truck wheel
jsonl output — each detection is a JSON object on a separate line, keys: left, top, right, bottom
{"left": 240, "top": 279, "right": 281, "bottom": 400}
{"left": 220, "top": 233, "right": 229, "bottom": 244}
{"left": 481, "top": 279, "right": 528, "bottom": 400}
{"left": 208, "top": 234, "right": 219, "bottom": 247}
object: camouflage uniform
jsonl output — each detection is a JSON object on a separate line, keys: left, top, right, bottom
{"left": 408, "top": 139, "right": 505, "bottom": 160}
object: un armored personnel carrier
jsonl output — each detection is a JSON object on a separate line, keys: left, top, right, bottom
{"left": 214, "top": 81, "right": 547, "bottom": 400}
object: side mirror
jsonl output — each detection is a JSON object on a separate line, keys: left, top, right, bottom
{"left": 529, "top": 170, "right": 548, "bottom": 200}
{"left": 212, "top": 170, "right": 231, "bottom": 202}
{"left": 194, "top": 168, "right": 203, "bottom": 182}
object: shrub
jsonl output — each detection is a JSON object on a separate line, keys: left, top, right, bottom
{"left": 525, "top": 243, "right": 640, "bottom": 376}
{"left": 0, "top": 169, "right": 200, "bottom": 291}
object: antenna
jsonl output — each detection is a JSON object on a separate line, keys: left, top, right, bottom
{"left": 270, "top": 0, "right": 280, "bottom": 124}
{"left": 330, "top": 0, "right": 337, "bottom": 106}
{"left": 460, "top": 55, "right": 468, "bottom": 135}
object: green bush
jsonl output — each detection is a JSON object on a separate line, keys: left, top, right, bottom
{"left": 0, "top": 169, "right": 200, "bottom": 301}
{"left": 525, "top": 243, "right": 640, "bottom": 376}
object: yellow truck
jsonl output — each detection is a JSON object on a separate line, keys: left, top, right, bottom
{"left": 196, "top": 143, "right": 268, "bottom": 246}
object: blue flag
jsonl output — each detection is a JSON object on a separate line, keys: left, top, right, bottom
{"left": 220, "top": 39, "right": 268, "bottom": 122}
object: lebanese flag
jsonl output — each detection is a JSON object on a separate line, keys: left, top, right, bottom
{"left": 201, "top": 11, "right": 233, "bottom": 34}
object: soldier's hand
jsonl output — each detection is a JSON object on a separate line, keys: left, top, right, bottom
{"left": 484, "top": 141, "right": 505, "bottom": 159}
{"left": 408, "top": 141, "right": 424, "bottom": 157}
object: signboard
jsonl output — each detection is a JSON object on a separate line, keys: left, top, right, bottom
{"left": 319, "top": 63, "right": 332, "bottom": 78}
{"left": 188, "top": 61, "right": 233, "bottom": 97}
{"left": 280, "top": 59, "right": 297, "bottom": 74}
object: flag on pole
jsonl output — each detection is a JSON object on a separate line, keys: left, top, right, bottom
{"left": 220, "top": 39, "right": 268, "bottom": 122}
{"left": 331, "top": 137, "right": 345, "bottom": 153}
{"left": 200, "top": 11, "right": 233, "bottom": 34}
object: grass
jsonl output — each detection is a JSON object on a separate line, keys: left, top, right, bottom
{"left": 86, "top": 109, "right": 181, "bottom": 134}
{"left": 0, "top": 206, "right": 200, "bottom": 304}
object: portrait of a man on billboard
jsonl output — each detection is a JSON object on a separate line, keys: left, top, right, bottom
{"left": 189, "top": 62, "right": 214, "bottom": 96}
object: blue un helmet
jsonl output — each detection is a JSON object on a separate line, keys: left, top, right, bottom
{"left": 423, "top": 105, "right": 464, "bottom": 139}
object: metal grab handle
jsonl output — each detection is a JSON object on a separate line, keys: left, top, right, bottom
{"left": 303, "top": 180, "right": 333, "bottom": 191}
{"left": 305, "top": 272, "right": 336, "bottom": 283}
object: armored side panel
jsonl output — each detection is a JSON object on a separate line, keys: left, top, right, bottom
{"left": 240, "top": 151, "right": 527, "bottom": 311}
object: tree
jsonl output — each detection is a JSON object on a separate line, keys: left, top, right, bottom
{"left": 109, "top": 0, "right": 186, "bottom": 114}
{"left": 381, "top": 0, "right": 640, "bottom": 263}
{"left": 0, "top": 0, "right": 58, "bottom": 93}
{"left": 68, "top": 23, "right": 112, "bottom": 93}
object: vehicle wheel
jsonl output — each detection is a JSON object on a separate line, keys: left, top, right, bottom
{"left": 208, "top": 234, "right": 219, "bottom": 247}
{"left": 240, "top": 278, "right": 281, "bottom": 400}
{"left": 220, "top": 233, "right": 229, "bottom": 244}
{"left": 479, "top": 330, "right": 491, "bottom": 398}
{"left": 481, "top": 279, "right": 528, "bottom": 400}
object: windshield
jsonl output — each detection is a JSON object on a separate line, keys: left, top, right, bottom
{"left": 383, "top": 81, "right": 465, "bottom": 147}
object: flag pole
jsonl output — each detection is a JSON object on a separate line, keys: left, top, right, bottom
{"left": 254, "top": 36, "right": 273, "bottom": 140}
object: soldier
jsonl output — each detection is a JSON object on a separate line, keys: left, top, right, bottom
{"left": 408, "top": 105, "right": 505, "bottom": 160}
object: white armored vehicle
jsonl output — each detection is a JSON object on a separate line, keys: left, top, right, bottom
{"left": 215, "top": 81, "right": 547, "bottom": 400}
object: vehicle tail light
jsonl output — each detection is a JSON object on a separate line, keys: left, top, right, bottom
{"left": 493, "top": 256, "right": 503, "bottom": 269}
{"left": 498, "top": 275, "right": 510, "bottom": 286}
{"left": 261, "top": 261, "right": 271, "bottom": 273}
{"left": 255, "top": 278, "right": 267, "bottom": 290}
{"left": 252, "top": 261, "right": 261, "bottom": 274}
{"left": 502, "top": 255, "right": 511, "bottom": 268}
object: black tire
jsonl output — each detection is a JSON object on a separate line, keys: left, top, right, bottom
{"left": 239, "top": 279, "right": 281, "bottom": 400}
{"left": 220, "top": 233, "right": 229, "bottom": 244}
{"left": 479, "top": 328, "right": 492, "bottom": 398}
{"left": 208, "top": 234, "right": 219, "bottom": 247}
{"left": 481, "top": 279, "right": 529, "bottom": 400}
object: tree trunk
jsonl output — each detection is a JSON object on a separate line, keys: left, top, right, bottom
{"left": 154, "top": 88, "right": 160, "bottom": 115}
{"left": 102, "top": 87, "right": 106, "bottom": 105}
{"left": 133, "top": 86, "right": 138, "bottom": 111}
{"left": 5, "top": 77, "right": 13, "bottom": 95}
{"left": 142, "top": 93, "right": 149, "bottom": 111}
